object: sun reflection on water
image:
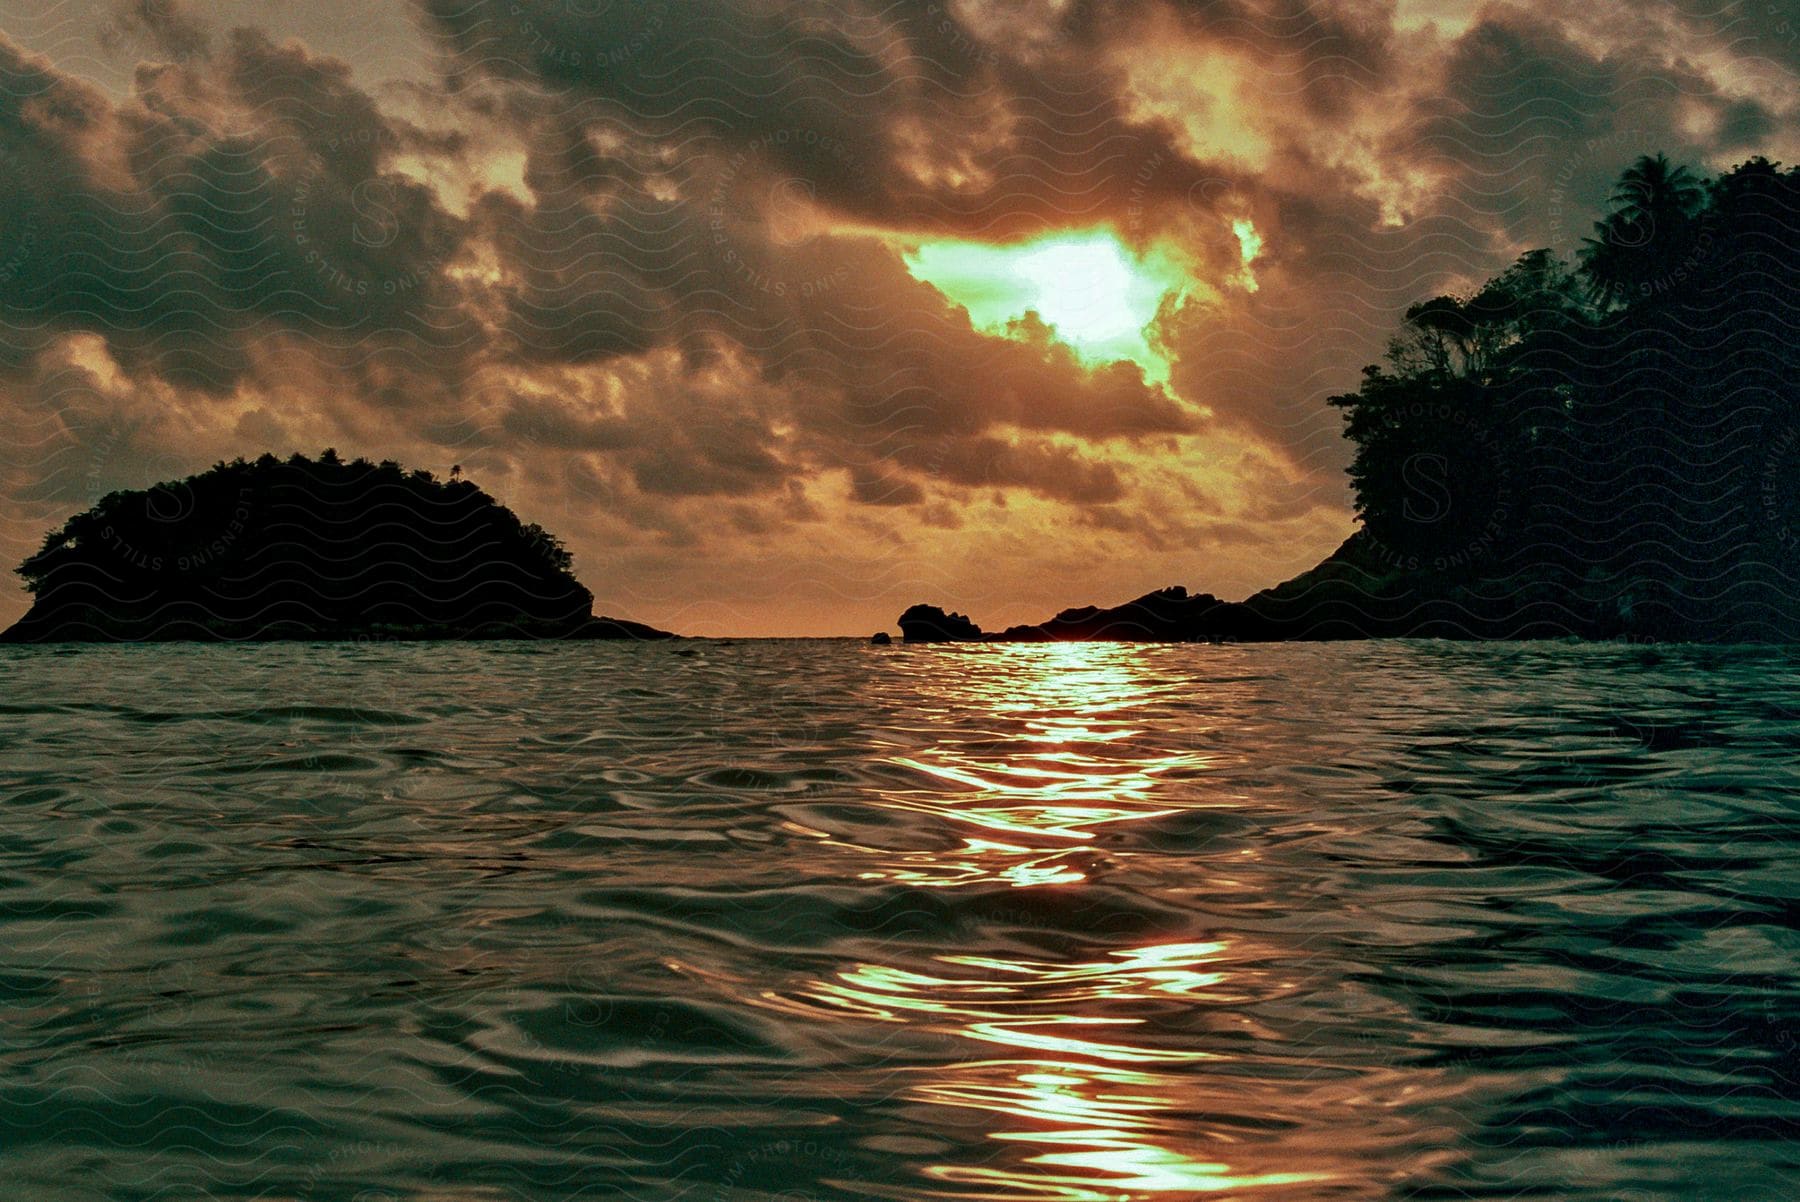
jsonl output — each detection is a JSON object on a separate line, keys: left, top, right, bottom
{"left": 855, "top": 644, "right": 1217, "bottom": 891}
{"left": 807, "top": 938, "right": 1332, "bottom": 1197}
{"left": 816, "top": 645, "right": 1337, "bottom": 1196}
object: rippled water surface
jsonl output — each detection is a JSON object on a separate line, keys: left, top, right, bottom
{"left": 3, "top": 640, "right": 1797, "bottom": 1201}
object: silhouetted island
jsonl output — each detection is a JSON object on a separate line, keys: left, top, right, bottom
{"left": 1, "top": 451, "right": 676, "bottom": 642}
{"left": 900, "top": 156, "right": 1800, "bottom": 645}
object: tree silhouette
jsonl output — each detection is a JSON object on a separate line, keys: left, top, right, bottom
{"left": 1309, "top": 154, "right": 1799, "bottom": 639}
{"left": 1577, "top": 153, "right": 1708, "bottom": 305}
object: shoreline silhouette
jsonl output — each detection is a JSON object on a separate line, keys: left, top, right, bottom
{"left": 7, "top": 157, "right": 1797, "bottom": 646}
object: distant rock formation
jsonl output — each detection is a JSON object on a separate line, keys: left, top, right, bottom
{"left": 900, "top": 529, "right": 1800, "bottom": 644}
{"left": 569, "top": 616, "right": 680, "bottom": 641}
{"left": 2, "top": 452, "right": 678, "bottom": 642}
{"left": 897, "top": 604, "right": 982, "bottom": 642}
{"left": 989, "top": 585, "right": 1236, "bottom": 641}
{"left": 897, "top": 585, "right": 1246, "bottom": 644}
{"left": 869, "top": 631, "right": 892, "bottom": 645}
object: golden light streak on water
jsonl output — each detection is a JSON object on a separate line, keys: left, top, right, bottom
{"left": 850, "top": 643, "right": 1214, "bottom": 889}
{"left": 808, "top": 939, "right": 1335, "bottom": 1196}
{"left": 802, "top": 645, "right": 1338, "bottom": 1196}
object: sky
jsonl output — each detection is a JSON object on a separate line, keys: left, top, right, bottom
{"left": 0, "top": 1, "right": 1794, "bottom": 636}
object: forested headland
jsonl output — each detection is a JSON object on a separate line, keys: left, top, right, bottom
{"left": 901, "top": 156, "right": 1800, "bottom": 643}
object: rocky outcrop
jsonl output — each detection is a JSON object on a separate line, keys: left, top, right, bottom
{"left": 990, "top": 586, "right": 1237, "bottom": 641}
{"left": 897, "top": 530, "right": 1800, "bottom": 644}
{"left": 897, "top": 604, "right": 982, "bottom": 642}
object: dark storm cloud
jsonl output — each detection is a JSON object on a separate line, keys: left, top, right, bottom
{"left": 0, "top": 27, "right": 472, "bottom": 394}
{"left": 410, "top": 0, "right": 1270, "bottom": 246}
{"left": 415, "top": 0, "right": 902, "bottom": 191}
{"left": 1397, "top": 10, "right": 1699, "bottom": 231}
{"left": 475, "top": 185, "right": 670, "bottom": 366}
{"left": 499, "top": 391, "right": 637, "bottom": 452}
{"left": 1718, "top": 96, "right": 1776, "bottom": 148}
{"left": 98, "top": 0, "right": 211, "bottom": 65}
{"left": 849, "top": 460, "right": 927, "bottom": 506}
{"left": 1657, "top": 0, "right": 1800, "bottom": 73}
{"left": 905, "top": 433, "right": 1127, "bottom": 504}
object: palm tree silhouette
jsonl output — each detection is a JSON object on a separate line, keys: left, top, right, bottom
{"left": 1578, "top": 153, "right": 1707, "bottom": 305}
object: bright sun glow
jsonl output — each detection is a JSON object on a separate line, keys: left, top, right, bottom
{"left": 902, "top": 229, "right": 1195, "bottom": 382}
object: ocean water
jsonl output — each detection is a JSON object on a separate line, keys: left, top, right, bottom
{"left": 1, "top": 640, "right": 1796, "bottom": 1201}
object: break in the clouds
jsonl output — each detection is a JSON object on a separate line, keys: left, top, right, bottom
{"left": 0, "top": 0, "right": 1794, "bottom": 634}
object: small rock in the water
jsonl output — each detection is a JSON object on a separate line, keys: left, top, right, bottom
{"left": 869, "top": 631, "right": 892, "bottom": 645}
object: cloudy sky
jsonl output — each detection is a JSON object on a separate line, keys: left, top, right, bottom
{"left": 0, "top": 1, "right": 1794, "bottom": 635}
